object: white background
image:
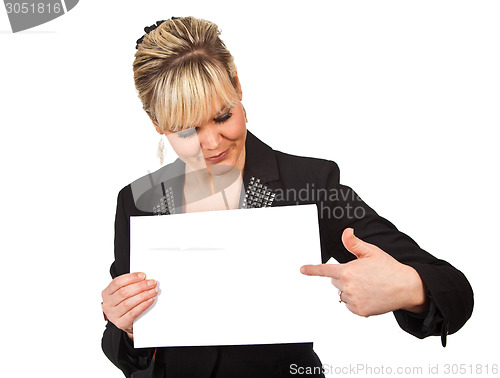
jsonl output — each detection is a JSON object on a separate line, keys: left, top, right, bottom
{"left": 0, "top": 1, "right": 498, "bottom": 377}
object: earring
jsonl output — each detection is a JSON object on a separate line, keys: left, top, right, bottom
{"left": 157, "top": 136, "right": 165, "bottom": 165}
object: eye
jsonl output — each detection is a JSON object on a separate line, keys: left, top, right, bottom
{"left": 176, "top": 127, "right": 197, "bottom": 139}
{"left": 214, "top": 109, "right": 232, "bottom": 124}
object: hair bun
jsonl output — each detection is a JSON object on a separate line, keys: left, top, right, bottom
{"left": 136, "top": 18, "right": 176, "bottom": 49}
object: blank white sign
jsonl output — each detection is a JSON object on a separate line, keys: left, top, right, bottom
{"left": 130, "top": 204, "right": 334, "bottom": 348}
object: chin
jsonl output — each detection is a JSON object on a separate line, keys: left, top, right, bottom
{"left": 208, "top": 162, "right": 239, "bottom": 176}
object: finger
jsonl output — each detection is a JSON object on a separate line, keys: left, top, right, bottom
{"left": 345, "top": 302, "right": 357, "bottom": 314}
{"left": 344, "top": 301, "right": 370, "bottom": 318}
{"left": 300, "top": 264, "right": 342, "bottom": 278}
{"left": 103, "top": 272, "right": 147, "bottom": 297}
{"left": 117, "top": 296, "right": 157, "bottom": 331}
{"left": 107, "top": 279, "right": 157, "bottom": 307}
{"left": 339, "top": 290, "right": 351, "bottom": 305}
{"left": 341, "top": 228, "right": 376, "bottom": 259}
{"left": 330, "top": 277, "right": 342, "bottom": 290}
{"left": 115, "top": 285, "right": 159, "bottom": 317}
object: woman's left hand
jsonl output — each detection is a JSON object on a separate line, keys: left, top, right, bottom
{"left": 300, "top": 228, "right": 429, "bottom": 317}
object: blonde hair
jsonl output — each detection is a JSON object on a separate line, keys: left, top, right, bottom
{"left": 133, "top": 17, "right": 240, "bottom": 132}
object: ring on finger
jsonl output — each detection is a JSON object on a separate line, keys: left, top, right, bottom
{"left": 338, "top": 290, "right": 345, "bottom": 304}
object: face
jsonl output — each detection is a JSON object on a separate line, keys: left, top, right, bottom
{"left": 163, "top": 102, "right": 247, "bottom": 174}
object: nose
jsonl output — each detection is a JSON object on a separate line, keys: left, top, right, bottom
{"left": 198, "top": 124, "right": 222, "bottom": 151}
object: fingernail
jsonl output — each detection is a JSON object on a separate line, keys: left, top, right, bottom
{"left": 149, "top": 288, "right": 158, "bottom": 295}
{"left": 138, "top": 273, "right": 146, "bottom": 279}
{"left": 300, "top": 267, "right": 305, "bottom": 274}
{"left": 147, "top": 279, "right": 156, "bottom": 287}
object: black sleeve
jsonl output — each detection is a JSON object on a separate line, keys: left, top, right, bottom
{"left": 101, "top": 186, "right": 155, "bottom": 377}
{"left": 316, "top": 161, "right": 474, "bottom": 347}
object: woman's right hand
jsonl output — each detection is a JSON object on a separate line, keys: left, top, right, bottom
{"left": 101, "top": 272, "right": 158, "bottom": 340}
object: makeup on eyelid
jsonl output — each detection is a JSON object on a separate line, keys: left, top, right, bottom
{"left": 165, "top": 102, "right": 246, "bottom": 174}
{"left": 175, "top": 108, "right": 233, "bottom": 139}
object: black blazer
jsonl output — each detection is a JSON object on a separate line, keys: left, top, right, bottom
{"left": 102, "top": 131, "right": 473, "bottom": 378}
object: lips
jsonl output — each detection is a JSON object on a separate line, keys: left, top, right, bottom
{"left": 205, "top": 148, "right": 230, "bottom": 163}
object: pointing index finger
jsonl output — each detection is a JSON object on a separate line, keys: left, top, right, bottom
{"left": 300, "top": 264, "right": 341, "bottom": 279}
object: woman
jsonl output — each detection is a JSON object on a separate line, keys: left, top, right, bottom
{"left": 101, "top": 17, "right": 473, "bottom": 378}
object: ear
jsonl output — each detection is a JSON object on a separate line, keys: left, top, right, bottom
{"left": 149, "top": 115, "right": 164, "bottom": 135}
{"left": 154, "top": 124, "right": 163, "bottom": 135}
{"left": 233, "top": 72, "right": 243, "bottom": 101}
